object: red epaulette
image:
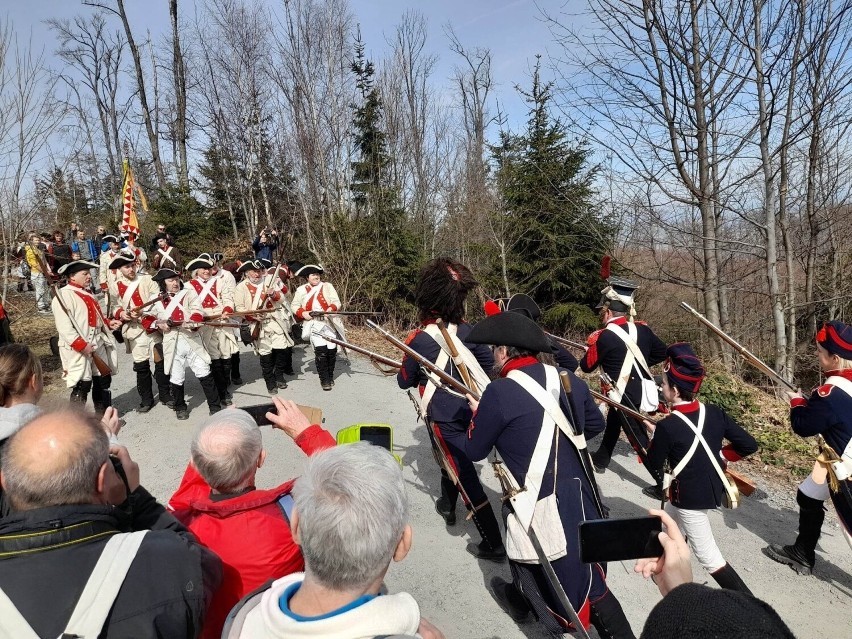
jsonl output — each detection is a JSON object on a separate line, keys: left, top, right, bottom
{"left": 817, "top": 384, "right": 835, "bottom": 398}
{"left": 635, "top": 320, "right": 648, "bottom": 326}
{"left": 586, "top": 328, "right": 604, "bottom": 346}
{"left": 404, "top": 329, "right": 420, "bottom": 345}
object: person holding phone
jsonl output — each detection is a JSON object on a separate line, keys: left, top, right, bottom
{"left": 167, "top": 400, "right": 335, "bottom": 638}
{"left": 465, "top": 311, "right": 633, "bottom": 639}
{"left": 645, "top": 343, "right": 757, "bottom": 593}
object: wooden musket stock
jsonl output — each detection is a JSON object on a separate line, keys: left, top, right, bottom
{"left": 436, "top": 318, "right": 474, "bottom": 390}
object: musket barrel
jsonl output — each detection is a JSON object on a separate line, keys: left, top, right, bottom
{"left": 321, "top": 333, "right": 401, "bottom": 368}
{"left": 366, "top": 319, "right": 480, "bottom": 400}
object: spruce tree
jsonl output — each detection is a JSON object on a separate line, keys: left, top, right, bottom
{"left": 493, "top": 58, "right": 612, "bottom": 310}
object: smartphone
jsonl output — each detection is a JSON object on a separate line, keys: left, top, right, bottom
{"left": 359, "top": 425, "right": 392, "bottom": 451}
{"left": 578, "top": 515, "right": 664, "bottom": 563}
{"left": 243, "top": 403, "right": 276, "bottom": 426}
{"left": 243, "top": 402, "right": 323, "bottom": 426}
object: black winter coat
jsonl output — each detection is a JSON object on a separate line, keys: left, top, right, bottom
{"left": 0, "top": 486, "right": 222, "bottom": 638}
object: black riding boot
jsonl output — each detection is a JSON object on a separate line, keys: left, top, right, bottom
{"left": 711, "top": 562, "right": 753, "bottom": 594}
{"left": 91, "top": 375, "right": 112, "bottom": 416}
{"left": 436, "top": 473, "right": 459, "bottom": 525}
{"left": 590, "top": 591, "right": 635, "bottom": 639}
{"left": 764, "top": 489, "right": 824, "bottom": 575}
{"left": 230, "top": 352, "right": 243, "bottom": 385}
{"left": 466, "top": 502, "right": 506, "bottom": 561}
{"left": 171, "top": 383, "right": 189, "bottom": 420}
{"left": 315, "top": 347, "right": 331, "bottom": 390}
{"left": 70, "top": 380, "right": 92, "bottom": 404}
{"left": 133, "top": 361, "right": 156, "bottom": 412}
{"left": 327, "top": 347, "right": 337, "bottom": 386}
{"left": 210, "top": 359, "right": 230, "bottom": 404}
{"left": 199, "top": 373, "right": 221, "bottom": 414}
{"left": 259, "top": 354, "right": 277, "bottom": 393}
{"left": 281, "top": 346, "right": 294, "bottom": 376}
{"left": 154, "top": 358, "right": 174, "bottom": 408}
{"left": 272, "top": 349, "right": 288, "bottom": 389}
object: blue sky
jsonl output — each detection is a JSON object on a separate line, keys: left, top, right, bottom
{"left": 8, "top": 0, "right": 566, "bottom": 132}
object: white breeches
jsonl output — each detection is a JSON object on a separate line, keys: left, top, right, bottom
{"left": 170, "top": 336, "right": 212, "bottom": 385}
{"left": 664, "top": 502, "right": 726, "bottom": 573}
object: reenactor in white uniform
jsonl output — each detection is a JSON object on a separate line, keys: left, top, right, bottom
{"left": 184, "top": 254, "right": 238, "bottom": 406}
{"left": 234, "top": 259, "right": 294, "bottom": 393}
{"left": 51, "top": 260, "right": 120, "bottom": 413}
{"left": 108, "top": 249, "right": 166, "bottom": 412}
{"left": 149, "top": 268, "right": 221, "bottom": 419}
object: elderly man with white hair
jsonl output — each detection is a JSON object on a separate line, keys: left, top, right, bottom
{"left": 223, "top": 441, "right": 445, "bottom": 639}
{"left": 168, "top": 399, "right": 335, "bottom": 639}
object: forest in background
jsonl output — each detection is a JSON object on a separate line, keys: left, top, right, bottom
{"left": 2, "top": 0, "right": 852, "bottom": 389}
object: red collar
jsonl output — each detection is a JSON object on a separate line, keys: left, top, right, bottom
{"left": 499, "top": 356, "right": 539, "bottom": 377}
{"left": 606, "top": 316, "right": 628, "bottom": 327}
{"left": 826, "top": 369, "right": 852, "bottom": 381}
{"left": 672, "top": 400, "right": 700, "bottom": 414}
{"left": 68, "top": 282, "right": 85, "bottom": 290}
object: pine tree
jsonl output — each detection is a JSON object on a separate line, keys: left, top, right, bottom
{"left": 494, "top": 58, "right": 612, "bottom": 310}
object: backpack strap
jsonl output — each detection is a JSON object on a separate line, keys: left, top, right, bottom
{"left": 0, "top": 588, "right": 41, "bottom": 639}
{"left": 220, "top": 579, "right": 276, "bottom": 638}
{"left": 0, "top": 531, "right": 147, "bottom": 639}
{"left": 62, "top": 530, "right": 148, "bottom": 638}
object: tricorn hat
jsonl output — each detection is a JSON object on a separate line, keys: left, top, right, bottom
{"left": 102, "top": 234, "right": 119, "bottom": 244}
{"left": 212, "top": 252, "right": 224, "bottom": 263}
{"left": 152, "top": 268, "right": 180, "bottom": 282}
{"left": 185, "top": 255, "right": 214, "bottom": 272}
{"left": 236, "top": 260, "right": 263, "bottom": 275}
{"left": 664, "top": 342, "right": 705, "bottom": 394}
{"left": 295, "top": 263, "right": 323, "bottom": 278}
{"left": 467, "top": 311, "right": 551, "bottom": 353}
{"left": 816, "top": 320, "right": 852, "bottom": 360}
{"left": 108, "top": 249, "right": 138, "bottom": 270}
{"left": 257, "top": 258, "right": 273, "bottom": 270}
{"left": 596, "top": 276, "right": 638, "bottom": 314}
{"left": 57, "top": 260, "right": 99, "bottom": 276}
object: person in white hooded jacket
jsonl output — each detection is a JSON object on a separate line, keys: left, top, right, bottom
{"left": 223, "top": 442, "right": 444, "bottom": 639}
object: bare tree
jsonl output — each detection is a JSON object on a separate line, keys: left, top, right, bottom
{"left": 169, "top": 0, "right": 189, "bottom": 188}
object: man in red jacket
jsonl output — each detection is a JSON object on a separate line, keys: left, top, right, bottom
{"left": 168, "top": 398, "right": 335, "bottom": 638}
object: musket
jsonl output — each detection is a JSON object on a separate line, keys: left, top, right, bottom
{"left": 310, "top": 310, "right": 383, "bottom": 317}
{"left": 436, "top": 318, "right": 474, "bottom": 390}
{"left": 206, "top": 308, "right": 277, "bottom": 321}
{"left": 126, "top": 293, "right": 167, "bottom": 316}
{"left": 166, "top": 319, "right": 242, "bottom": 329}
{"left": 589, "top": 387, "right": 649, "bottom": 423}
{"left": 545, "top": 331, "right": 587, "bottom": 352}
{"left": 598, "top": 372, "right": 652, "bottom": 461}
{"left": 492, "top": 457, "right": 591, "bottom": 639}
{"left": 406, "top": 390, "right": 483, "bottom": 522}
{"left": 319, "top": 333, "right": 402, "bottom": 369}
{"left": 50, "top": 284, "right": 113, "bottom": 376}
{"left": 679, "top": 301, "right": 797, "bottom": 391}
{"left": 251, "top": 263, "right": 284, "bottom": 341}
{"left": 367, "top": 319, "right": 480, "bottom": 400}
{"left": 559, "top": 371, "right": 606, "bottom": 517}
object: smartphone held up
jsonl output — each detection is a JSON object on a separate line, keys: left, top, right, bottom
{"left": 579, "top": 515, "right": 664, "bottom": 564}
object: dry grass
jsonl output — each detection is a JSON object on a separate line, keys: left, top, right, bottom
{"left": 4, "top": 288, "right": 66, "bottom": 394}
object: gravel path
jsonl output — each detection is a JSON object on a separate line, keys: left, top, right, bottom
{"left": 107, "top": 342, "right": 851, "bottom": 639}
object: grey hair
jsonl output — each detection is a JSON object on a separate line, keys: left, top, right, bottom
{"left": 191, "top": 408, "right": 263, "bottom": 492}
{"left": 294, "top": 442, "right": 408, "bottom": 590}
{"left": 1, "top": 409, "right": 108, "bottom": 512}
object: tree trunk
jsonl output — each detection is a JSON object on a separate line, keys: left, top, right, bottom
{"left": 170, "top": 0, "right": 189, "bottom": 189}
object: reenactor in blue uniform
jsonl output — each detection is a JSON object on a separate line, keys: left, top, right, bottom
{"left": 396, "top": 258, "right": 505, "bottom": 561}
{"left": 646, "top": 343, "right": 757, "bottom": 593}
{"left": 580, "top": 277, "right": 667, "bottom": 497}
{"left": 464, "top": 311, "right": 634, "bottom": 639}
{"left": 764, "top": 320, "right": 852, "bottom": 573}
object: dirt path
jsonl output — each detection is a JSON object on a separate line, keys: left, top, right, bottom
{"left": 89, "top": 342, "right": 851, "bottom": 638}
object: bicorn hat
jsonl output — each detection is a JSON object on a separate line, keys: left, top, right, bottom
{"left": 467, "top": 311, "right": 551, "bottom": 354}
{"left": 152, "top": 268, "right": 180, "bottom": 282}
{"left": 664, "top": 342, "right": 705, "bottom": 394}
{"left": 108, "top": 249, "right": 137, "bottom": 269}
{"left": 57, "top": 260, "right": 99, "bottom": 276}
{"left": 817, "top": 321, "right": 852, "bottom": 360}
{"left": 185, "top": 255, "right": 214, "bottom": 272}
{"left": 505, "top": 293, "right": 542, "bottom": 321}
{"left": 295, "top": 263, "right": 323, "bottom": 278}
